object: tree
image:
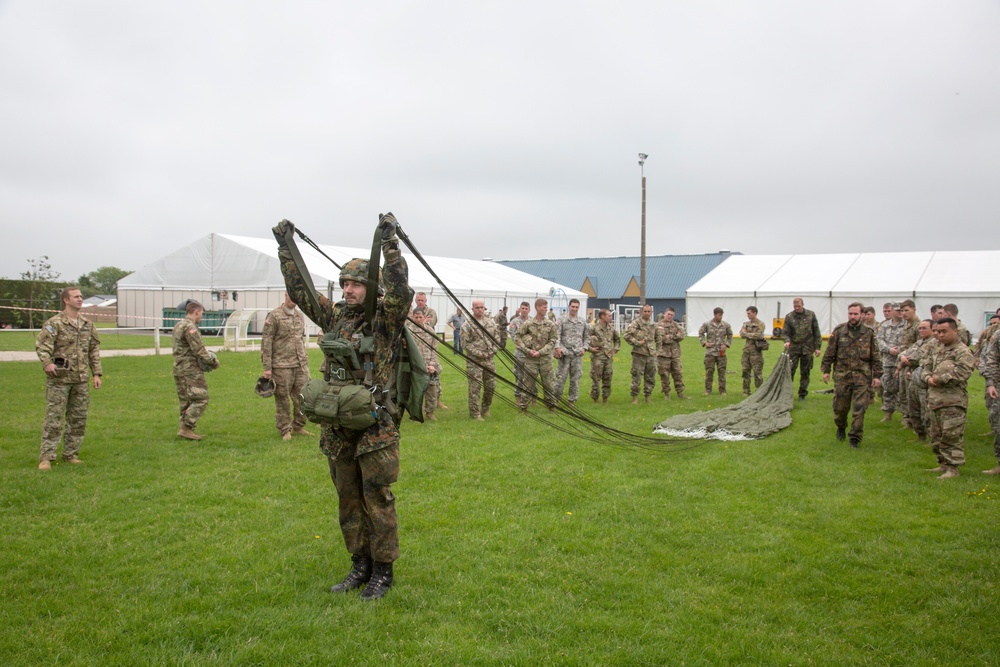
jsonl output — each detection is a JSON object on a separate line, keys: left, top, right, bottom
{"left": 21, "top": 256, "right": 61, "bottom": 329}
{"left": 77, "top": 266, "right": 130, "bottom": 296}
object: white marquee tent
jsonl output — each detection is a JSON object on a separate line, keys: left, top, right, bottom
{"left": 117, "top": 233, "right": 587, "bottom": 334}
{"left": 685, "top": 251, "right": 1000, "bottom": 338}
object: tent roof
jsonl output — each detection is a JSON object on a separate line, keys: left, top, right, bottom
{"left": 119, "top": 233, "right": 586, "bottom": 299}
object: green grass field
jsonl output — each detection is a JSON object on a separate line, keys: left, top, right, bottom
{"left": 2, "top": 340, "right": 998, "bottom": 666}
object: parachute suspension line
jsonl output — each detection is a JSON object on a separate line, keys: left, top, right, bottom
{"left": 293, "top": 228, "right": 343, "bottom": 271}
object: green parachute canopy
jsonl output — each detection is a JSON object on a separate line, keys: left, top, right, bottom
{"left": 653, "top": 353, "right": 795, "bottom": 440}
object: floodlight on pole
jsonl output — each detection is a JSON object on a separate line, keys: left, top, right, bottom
{"left": 638, "top": 153, "right": 648, "bottom": 306}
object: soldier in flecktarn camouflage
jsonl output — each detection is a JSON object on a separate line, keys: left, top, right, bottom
{"left": 274, "top": 213, "right": 411, "bottom": 601}
{"left": 924, "top": 317, "right": 977, "bottom": 479}
{"left": 821, "top": 302, "right": 882, "bottom": 448}
{"left": 35, "top": 286, "right": 102, "bottom": 470}
{"left": 172, "top": 299, "right": 220, "bottom": 441}
{"left": 781, "top": 297, "right": 823, "bottom": 400}
{"left": 261, "top": 292, "right": 312, "bottom": 441}
{"left": 461, "top": 299, "right": 499, "bottom": 420}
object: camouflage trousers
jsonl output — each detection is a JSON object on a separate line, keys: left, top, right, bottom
{"left": 929, "top": 405, "right": 967, "bottom": 470}
{"left": 555, "top": 353, "right": 584, "bottom": 402}
{"left": 590, "top": 354, "right": 614, "bottom": 401}
{"left": 986, "top": 392, "right": 1000, "bottom": 464}
{"left": 272, "top": 365, "right": 309, "bottom": 435}
{"left": 517, "top": 355, "right": 556, "bottom": 409}
{"left": 907, "top": 371, "right": 930, "bottom": 437}
{"left": 704, "top": 354, "right": 727, "bottom": 393}
{"left": 39, "top": 380, "right": 90, "bottom": 462}
{"left": 897, "top": 371, "right": 912, "bottom": 425}
{"left": 513, "top": 350, "right": 531, "bottom": 403}
{"left": 630, "top": 353, "right": 656, "bottom": 398}
{"left": 881, "top": 362, "right": 899, "bottom": 414}
{"left": 656, "top": 356, "right": 684, "bottom": 397}
{"left": 741, "top": 346, "right": 763, "bottom": 394}
{"left": 174, "top": 372, "right": 209, "bottom": 430}
{"left": 833, "top": 380, "right": 873, "bottom": 443}
{"left": 327, "top": 437, "right": 400, "bottom": 564}
{"left": 787, "top": 345, "right": 814, "bottom": 398}
{"left": 423, "top": 373, "right": 440, "bottom": 418}
{"left": 466, "top": 357, "right": 496, "bottom": 417}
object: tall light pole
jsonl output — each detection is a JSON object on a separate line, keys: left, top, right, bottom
{"left": 638, "top": 153, "right": 648, "bottom": 306}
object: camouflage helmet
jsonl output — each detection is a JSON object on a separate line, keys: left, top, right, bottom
{"left": 255, "top": 375, "right": 276, "bottom": 398}
{"left": 339, "top": 258, "right": 383, "bottom": 294}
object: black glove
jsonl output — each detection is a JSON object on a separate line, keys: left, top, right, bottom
{"left": 378, "top": 212, "right": 398, "bottom": 242}
{"left": 273, "top": 219, "right": 295, "bottom": 247}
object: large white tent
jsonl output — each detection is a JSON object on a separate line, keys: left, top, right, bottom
{"left": 685, "top": 251, "right": 1000, "bottom": 337}
{"left": 117, "top": 233, "right": 586, "bottom": 334}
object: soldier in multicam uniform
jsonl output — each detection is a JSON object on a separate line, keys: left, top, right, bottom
{"left": 588, "top": 308, "right": 619, "bottom": 403}
{"left": 739, "top": 306, "right": 767, "bottom": 396}
{"left": 515, "top": 299, "right": 558, "bottom": 412}
{"left": 493, "top": 305, "right": 509, "bottom": 350}
{"left": 975, "top": 314, "right": 1000, "bottom": 373}
{"left": 624, "top": 304, "right": 657, "bottom": 404}
{"left": 923, "top": 318, "right": 976, "bottom": 479}
{"left": 781, "top": 297, "right": 823, "bottom": 400}
{"left": 821, "top": 302, "right": 882, "bottom": 448}
{"left": 172, "top": 300, "right": 220, "bottom": 441}
{"left": 554, "top": 298, "right": 589, "bottom": 405}
{"left": 982, "top": 327, "right": 1000, "bottom": 475}
{"left": 35, "top": 286, "right": 102, "bottom": 470}
{"left": 508, "top": 301, "right": 531, "bottom": 405}
{"left": 407, "top": 308, "right": 440, "bottom": 421}
{"left": 461, "top": 299, "right": 499, "bottom": 420}
{"left": 654, "top": 307, "right": 687, "bottom": 400}
{"left": 876, "top": 302, "right": 905, "bottom": 421}
{"left": 698, "top": 307, "right": 733, "bottom": 395}
{"left": 261, "top": 293, "right": 313, "bottom": 441}
{"left": 413, "top": 292, "right": 447, "bottom": 410}
{"left": 273, "top": 214, "right": 411, "bottom": 600}
{"left": 895, "top": 300, "right": 920, "bottom": 430}
{"left": 898, "top": 319, "right": 936, "bottom": 441}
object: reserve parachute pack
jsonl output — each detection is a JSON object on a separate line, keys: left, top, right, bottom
{"left": 287, "top": 221, "right": 428, "bottom": 429}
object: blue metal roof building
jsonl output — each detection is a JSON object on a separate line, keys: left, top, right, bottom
{"left": 495, "top": 251, "right": 736, "bottom": 320}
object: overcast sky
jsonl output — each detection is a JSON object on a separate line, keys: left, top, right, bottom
{"left": 2, "top": 0, "right": 998, "bottom": 282}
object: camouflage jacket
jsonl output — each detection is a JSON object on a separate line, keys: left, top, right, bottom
{"left": 698, "top": 320, "right": 732, "bottom": 357}
{"left": 461, "top": 316, "right": 499, "bottom": 360}
{"left": 925, "top": 340, "right": 976, "bottom": 410}
{"left": 172, "top": 316, "right": 216, "bottom": 377}
{"left": 957, "top": 321, "right": 972, "bottom": 347}
{"left": 740, "top": 319, "right": 767, "bottom": 349}
{"left": 624, "top": 317, "right": 657, "bottom": 357}
{"left": 515, "top": 317, "right": 558, "bottom": 357}
{"left": 821, "top": 321, "right": 883, "bottom": 385}
{"left": 983, "top": 329, "right": 1000, "bottom": 390}
{"left": 493, "top": 310, "right": 508, "bottom": 331}
{"left": 654, "top": 320, "right": 685, "bottom": 359}
{"left": 508, "top": 315, "right": 529, "bottom": 339}
{"left": 589, "top": 321, "right": 620, "bottom": 360}
{"left": 900, "top": 336, "right": 935, "bottom": 370}
{"left": 976, "top": 322, "right": 1000, "bottom": 365}
{"left": 278, "top": 236, "right": 412, "bottom": 442}
{"left": 423, "top": 307, "right": 438, "bottom": 330}
{"left": 556, "top": 315, "right": 590, "bottom": 356}
{"left": 782, "top": 309, "right": 822, "bottom": 350}
{"left": 899, "top": 319, "right": 920, "bottom": 351}
{"left": 36, "top": 312, "right": 102, "bottom": 384}
{"left": 406, "top": 320, "right": 439, "bottom": 373}
{"left": 261, "top": 306, "right": 309, "bottom": 370}
{"left": 877, "top": 319, "right": 905, "bottom": 365}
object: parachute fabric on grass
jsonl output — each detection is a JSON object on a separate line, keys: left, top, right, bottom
{"left": 653, "top": 353, "right": 794, "bottom": 440}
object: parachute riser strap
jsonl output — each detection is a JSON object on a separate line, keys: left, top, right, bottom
{"left": 279, "top": 224, "right": 325, "bottom": 321}
{"left": 364, "top": 225, "right": 381, "bottom": 335}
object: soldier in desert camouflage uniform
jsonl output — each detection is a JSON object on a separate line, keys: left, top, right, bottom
{"left": 508, "top": 302, "right": 532, "bottom": 405}
{"left": 699, "top": 307, "right": 733, "bottom": 395}
{"left": 740, "top": 306, "right": 767, "bottom": 396}
{"left": 924, "top": 318, "right": 976, "bottom": 479}
{"left": 624, "top": 304, "right": 657, "bottom": 404}
{"left": 462, "top": 299, "right": 499, "bottom": 420}
{"left": 898, "top": 319, "right": 935, "bottom": 441}
{"left": 273, "top": 214, "right": 410, "bottom": 601}
{"left": 261, "top": 293, "right": 312, "bottom": 441}
{"left": 35, "top": 286, "right": 102, "bottom": 470}
{"left": 407, "top": 308, "right": 440, "bottom": 421}
{"left": 554, "top": 298, "right": 589, "bottom": 405}
{"left": 895, "top": 300, "right": 920, "bottom": 429}
{"left": 588, "top": 309, "right": 619, "bottom": 403}
{"left": 515, "top": 299, "right": 558, "bottom": 412}
{"left": 172, "top": 300, "right": 220, "bottom": 441}
{"left": 654, "top": 307, "right": 687, "bottom": 400}
{"left": 821, "top": 302, "right": 882, "bottom": 448}
{"left": 493, "top": 305, "right": 509, "bottom": 350}
{"left": 876, "top": 302, "right": 905, "bottom": 420}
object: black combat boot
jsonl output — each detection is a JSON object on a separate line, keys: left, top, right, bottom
{"left": 360, "top": 561, "right": 394, "bottom": 600}
{"left": 329, "top": 555, "right": 372, "bottom": 594}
